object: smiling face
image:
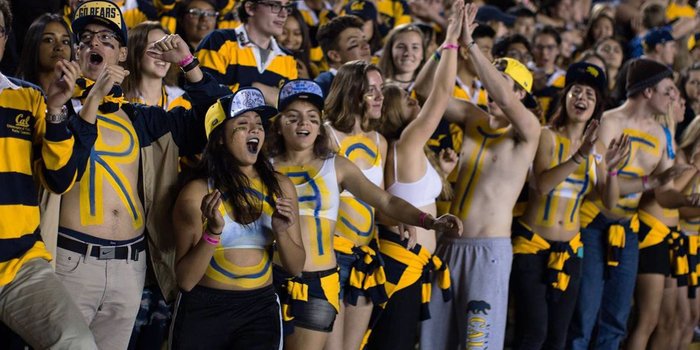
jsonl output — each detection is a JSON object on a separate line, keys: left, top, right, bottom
{"left": 141, "top": 28, "right": 170, "bottom": 79}
{"left": 279, "top": 100, "right": 322, "bottom": 151}
{"left": 591, "top": 17, "right": 614, "bottom": 43}
{"left": 364, "top": 69, "right": 384, "bottom": 120}
{"left": 247, "top": 0, "right": 291, "bottom": 37}
{"left": 223, "top": 111, "right": 266, "bottom": 166}
{"left": 565, "top": 84, "right": 597, "bottom": 123}
{"left": 76, "top": 23, "right": 127, "bottom": 80}
{"left": 183, "top": 0, "right": 217, "bottom": 46}
{"left": 279, "top": 15, "right": 302, "bottom": 51}
{"left": 391, "top": 30, "right": 423, "bottom": 76}
{"left": 38, "top": 21, "right": 72, "bottom": 72}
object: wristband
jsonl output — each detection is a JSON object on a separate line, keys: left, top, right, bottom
{"left": 202, "top": 230, "right": 220, "bottom": 245}
{"left": 466, "top": 41, "right": 476, "bottom": 50}
{"left": 180, "top": 57, "right": 200, "bottom": 73}
{"left": 642, "top": 175, "right": 651, "bottom": 190}
{"left": 442, "top": 43, "right": 459, "bottom": 50}
{"left": 608, "top": 170, "right": 619, "bottom": 177}
{"left": 178, "top": 54, "right": 194, "bottom": 67}
{"left": 419, "top": 212, "right": 429, "bottom": 229}
{"left": 432, "top": 50, "right": 441, "bottom": 62}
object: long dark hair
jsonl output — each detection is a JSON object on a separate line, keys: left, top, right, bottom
{"left": 200, "top": 123, "right": 283, "bottom": 223}
{"left": 285, "top": 9, "right": 314, "bottom": 78}
{"left": 16, "top": 13, "right": 74, "bottom": 86}
{"left": 549, "top": 83, "right": 606, "bottom": 129}
{"left": 325, "top": 60, "right": 382, "bottom": 133}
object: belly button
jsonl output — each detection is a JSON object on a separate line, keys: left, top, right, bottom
{"left": 112, "top": 210, "right": 119, "bottom": 216}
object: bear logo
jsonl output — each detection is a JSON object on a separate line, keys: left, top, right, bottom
{"left": 467, "top": 300, "right": 491, "bottom": 315}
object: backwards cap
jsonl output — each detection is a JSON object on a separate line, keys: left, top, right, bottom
{"left": 205, "top": 87, "right": 278, "bottom": 138}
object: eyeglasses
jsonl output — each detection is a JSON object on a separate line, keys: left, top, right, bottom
{"left": 506, "top": 50, "right": 533, "bottom": 63}
{"left": 79, "top": 30, "right": 120, "bottom": 45}
{"left": 186, "top": 8, "right": 219, "bottom": 19}
{"left": 257, "top": 1, "right": 295, "bottom": 15}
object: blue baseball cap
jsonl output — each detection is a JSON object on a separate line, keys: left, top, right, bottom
{"left": 278, "top": 79, "right": 324, "bottom": 112}
{"left": 72, "top": 0, "right": 129, "bottom": 45}
{"left": 476, "top": 5, "right": 516, "bottom": 27}
{"left": 566, "top": 62, "right": 607, "bottom": 93}
{"left": 205, "top": 87, "right": 278, "bottom": 138}
{"left": 344, "top": 0, "right": 378, "bottom": 21}
{"left": 644, "top": 27, "right": 674, "bottom": 50}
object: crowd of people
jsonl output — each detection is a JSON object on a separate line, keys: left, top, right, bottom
{"left": 1, "top": 0, "right": 700, "bottom": 349}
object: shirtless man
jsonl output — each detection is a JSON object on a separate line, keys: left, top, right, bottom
{"left": 419, "top": 5, "right": 541, "bottom": 349}
{"left": 568, "top": 58, "right": 699, "bottom": 350}
{"left": 50, "top": 1, "right": 228, "bottom": 349}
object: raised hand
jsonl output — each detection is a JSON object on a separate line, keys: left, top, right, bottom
{"left": 460, "top": 2, "right": 479, "bottom": 47}
{"left": 578, "top": 119, "right": 600, "bottom": 156}
{"left": 432, "top": 214, "right": 463, "bottom": 236}
{"left": 605, "top": 134, "right": 631, "bottom": 171}
{"left": 201, "top": 190, "right": 224, "bottom": 235}
{"left": 272, "top": 197, "right": 297, "bottom": 233}
{"left": 438, "top": 148, "right": 459, "bottom": 175}
{"left": 46, "top": 59, "right": 81, "bottom": 113}
{"left": 147, "top": 34, "right": 192, "bottom": 65}
{"left": 444, "top": 0, "right": 464, "bottom": 44}
{"left": 88, "top": 64, "right": 130, "bottom": 100}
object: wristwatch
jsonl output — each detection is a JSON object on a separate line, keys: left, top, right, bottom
{"left": 46, "top": 106, "right": 68, "bottom": 124}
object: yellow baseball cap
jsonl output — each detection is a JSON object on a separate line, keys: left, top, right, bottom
{"left": 205, "top": 87, "right": 278, "bottom": 139}
{"left": 72, "top": 0, "right": 128, "bottom": 45}
{"left": 494, "top": 57, "right": 537, "bottom": 108}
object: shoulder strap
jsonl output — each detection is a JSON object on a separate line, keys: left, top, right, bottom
{"left": 326, "top": 123, "right": 342, "bottom": 147}
{"left": 393, "top": 143, "right": 399, "bottom": 181}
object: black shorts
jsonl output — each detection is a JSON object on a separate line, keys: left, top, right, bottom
{"left": 170, "top": 285, "right": 282, "bottom": 349}
{"left": 638, "top": 240, "right": 671, "bottom": 276}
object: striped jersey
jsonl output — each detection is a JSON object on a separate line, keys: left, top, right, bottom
{"left": 0, "top": 74, "right": 80, "bottom": 286}
{"left": 196, "top": 24, "right": 298, "bottom": 92}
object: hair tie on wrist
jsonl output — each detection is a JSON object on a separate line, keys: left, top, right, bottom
{"left": 442, "top": 43, "right": 459, "bottom": 50}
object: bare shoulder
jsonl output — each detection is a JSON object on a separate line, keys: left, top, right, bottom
{"left": 179, "top": 179, "right": 208, "bottom": 201}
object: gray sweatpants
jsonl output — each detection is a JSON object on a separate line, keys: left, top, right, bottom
{"left": 420, "top": 237, "right": 512, "bottom": 350}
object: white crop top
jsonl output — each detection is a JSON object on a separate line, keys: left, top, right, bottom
{"left": 208, "top": 179, "right": 274, "bottom": 249}
{"left": 283, "top": 156, "right": 341, "bottom": 221}
{"left": 386, "top": 144, "right": 442, "bottom": 207}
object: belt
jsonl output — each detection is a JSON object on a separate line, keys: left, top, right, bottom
{"left": 57, "top": 234, "right": 146, "bottom": 261}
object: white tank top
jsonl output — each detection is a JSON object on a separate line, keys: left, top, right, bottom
{"left": 328, "top": 127, "right": 384, "bottom": 193}
{"left": 386, "top": 144, "right": 442, "bottom": 207}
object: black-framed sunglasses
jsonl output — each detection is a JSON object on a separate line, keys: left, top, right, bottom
{"left": 186, "top": 8, "right": 220, "bottom": 19}
{"left": 256, "top": 1, "right": 295, "bottom": 15}
{"left": 78, "top": 30, "right": 120, "bottom": 45}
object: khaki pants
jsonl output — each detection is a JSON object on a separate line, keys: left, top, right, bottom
{"left": 56, "top": 245, "right": 146, "bottom": 350}
{"left": 0, "top": 258, "right": 97, "bottom": 349}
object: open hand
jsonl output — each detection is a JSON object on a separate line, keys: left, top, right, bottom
{"left": 605, "top": 133, "right": 631, "bottom": 171}
{"left": 578, "top": 119, "right": 600, "bottom": 156}
{"left": 438, "top": 148, "right": 459, "bottom": 175}
{"left": 460, "top": 3, "right": 479, "bottom": 47}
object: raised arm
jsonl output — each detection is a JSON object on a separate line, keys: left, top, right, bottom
{"left": 460, "top": 4, "right": 540, "bottom": 143}
{"left": 398, "top": 0, "right": 462, "bottom": 150}
{"left": 336, "top": 156, "right": 462, "bottom": 235}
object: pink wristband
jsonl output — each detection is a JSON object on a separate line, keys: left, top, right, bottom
{"left": 442, "top": 43, "right": 459, "bottom": 51}
{"left": 178, "top": 54, "right": 194, "bottom": 67}
{"left": 202, "top": 231, "right": 220, "bottom": 245}
{"left": 608, "top": 170, "right": 619, "bottom": 177}
{"left": 419, "top": 212, "right": 429, "bottom": 229}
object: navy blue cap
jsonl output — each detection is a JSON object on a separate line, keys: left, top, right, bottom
{"left": 476, "top": 5, "right": 515, "bottom": 26}
{"left": 72, "top": 0, "right": 129, "bottom": 45}
{"left": 566, "top": 62, "right": 607, "bottom": 93}
{"left": 644, "top": 27, "right": 674, "bottom": 49}
{"left": 344, "top": 0, "right": 378, "bottom": 21}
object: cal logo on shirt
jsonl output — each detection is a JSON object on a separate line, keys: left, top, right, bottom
{"left": 7, "top": 113, "right": 31, "bottom": 136}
